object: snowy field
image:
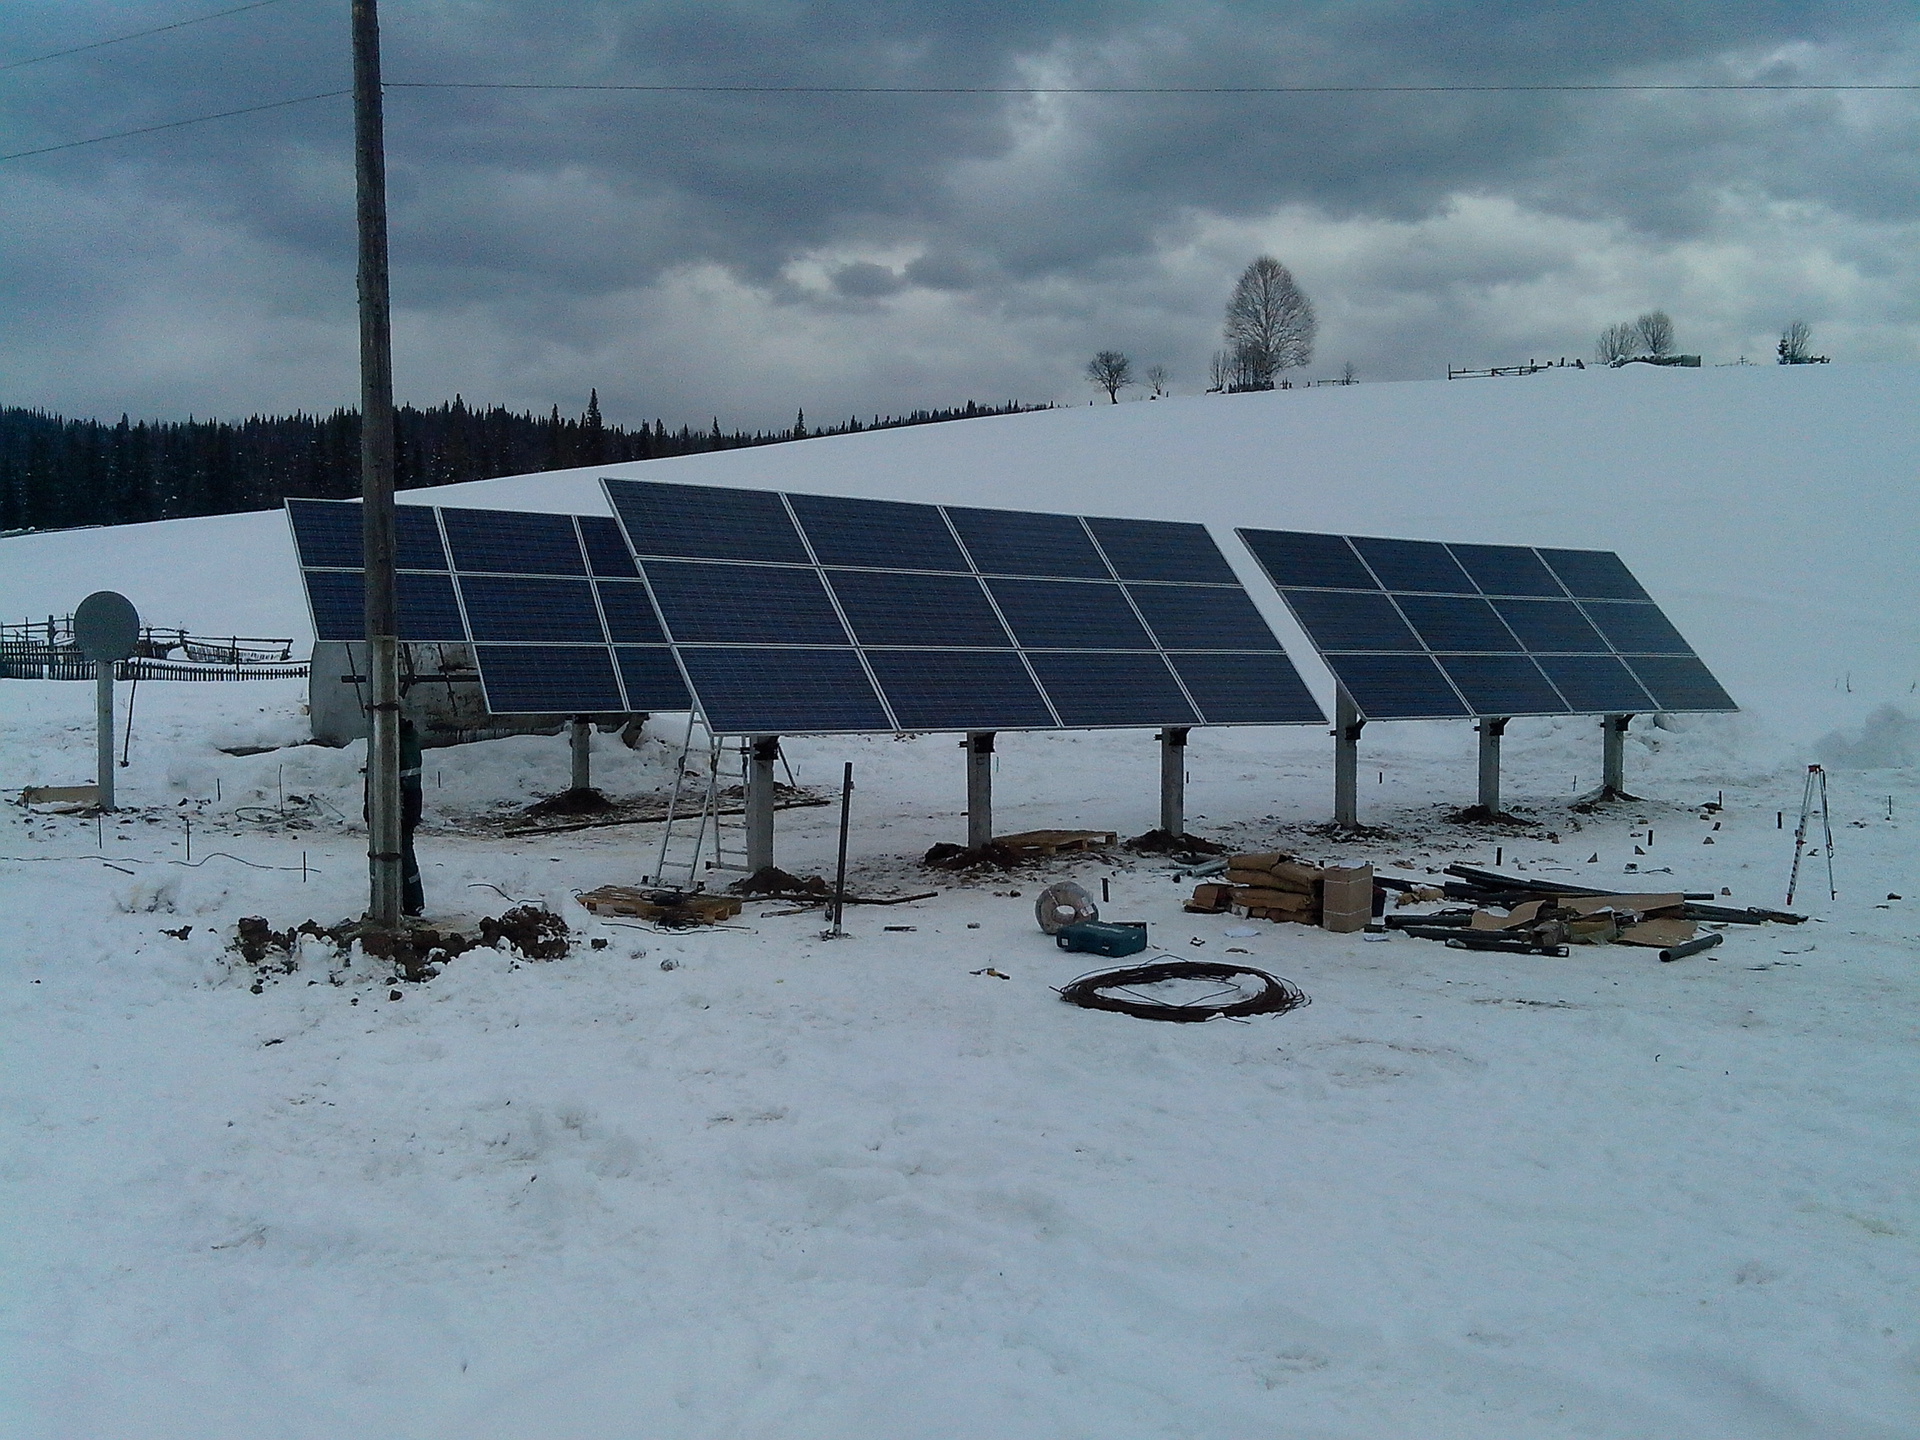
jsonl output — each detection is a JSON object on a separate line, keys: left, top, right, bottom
{"left": 3, "top": 367, "right": 1918, "bottom": 1438}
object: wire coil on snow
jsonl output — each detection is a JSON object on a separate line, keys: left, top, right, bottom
{"left": 1057, "top": 959, "right": 1310, "bottom": 1023}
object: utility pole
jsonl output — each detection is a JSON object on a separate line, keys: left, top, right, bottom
{"left": 354, "top": 0, "right": 402, "bottom": 929}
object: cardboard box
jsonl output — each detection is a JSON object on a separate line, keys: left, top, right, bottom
{"left": 1320, "top": 863, "right": 1374, "bottom": 934}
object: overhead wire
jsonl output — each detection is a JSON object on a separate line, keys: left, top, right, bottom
{"left": 1, "top": 0, "right": 301, "bottom": 73}
{"left": 0, "top": 88, "right": 349, "bottom": 161}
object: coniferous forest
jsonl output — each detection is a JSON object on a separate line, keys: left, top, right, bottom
{"left": 0, "top": 393, "right": 1049, "bottom": 534}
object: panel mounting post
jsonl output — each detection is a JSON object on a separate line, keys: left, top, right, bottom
{"left": 569, "top": 715, "right": 592, "bottom": 792}
{"left": 745, "top": 735, "right": 779, "bottom": 875}
{"left": 1333, "top": 688, "right": 1363, "bottom": 828}
{"left": 94, "top": 665, "right": 116, "bottom": 812}
{"left": 965, "top": 732, "right": 995, "bottom": 849}
{"left": 1158, "top": 727, "right": 1189, "bottom": 839}
{"left": 1601, "top": 713, "right": 1632, "bottom": 797}
{"left": 1476, "top": 716, "right": 1509, "bottom": 816}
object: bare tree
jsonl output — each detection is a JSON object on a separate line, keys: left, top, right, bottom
{"left": 1207, "top": 349, "right": 1232, "bottom": 392}
{"left": 1777, "top": 319, "right": 1828, "bottom": 364}
{"left": 1340, "top": 360, "right": 1357, "bottom": 385}
{"left": 1144, "top": 363, "right": 1170, "bottom": 398}
{"left": 1086, "top": 350, "right": 1134, "bottom": 402}
{"left": 1635, "top": 310, "right": 1675, "bottom": 358}
{"left": 1223, "top": 256, "right": 1316, "bottom": 389}
{"left": 1596, "top": 322, "right": 1638, "bottom": 365}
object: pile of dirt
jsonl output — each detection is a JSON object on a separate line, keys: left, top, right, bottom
{"left": 519, "top": 787, "right": 619, "bottom": 819}
{"left": 922, "top": 841, "right": 1025, "bottom": 871}
{"left": 477, "top": 905, "right": 571, "bottom": 960}
{"left": 230, "top": 904, "right": 570, "bottom": 984}
{"left": 1122, "top": 828, "right": 1229, "bottom": 857}
{"left": 729, "top": 866, "right": 833, "bottom": 898}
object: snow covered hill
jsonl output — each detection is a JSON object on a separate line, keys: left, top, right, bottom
{"left": 2, "top": 363, "right": 1916, "bottom": 1439}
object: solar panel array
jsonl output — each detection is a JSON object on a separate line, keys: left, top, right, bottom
{"left": 603, "top": 479, "right": 1325, "bottom": 735}
{"left": 1235, "top": 528, "right": 1735, "bottom": 721}
{"left": 286, "top": 498, "right": 693, "bottom": 716}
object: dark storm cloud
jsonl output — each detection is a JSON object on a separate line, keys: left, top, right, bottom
{"left": 1, "top": 1, "right": 1916, "bottom": 424}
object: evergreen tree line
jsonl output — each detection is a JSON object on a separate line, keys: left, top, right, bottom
{"left": 0, "top": 391, "right": 1049, "bottom": 534}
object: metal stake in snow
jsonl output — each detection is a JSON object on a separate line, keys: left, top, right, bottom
{"left": 829, "top": 762, "right": 854, "bottom": 937}
{"left": 354, "top": 0, "right": 403, "bottom": 930}
{"left": 1785, "top": 764, "right": 1837, "bottom": 906}
{"left": 74, "top": 591, "right": 139, "bottom": 812}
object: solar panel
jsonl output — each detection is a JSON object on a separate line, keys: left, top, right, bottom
{"left": 945, "top": 506, "right": 1110, "bottom": 578}
{"left": 595, "top": 482, "right": 1325, "bottom": 735}
{"left": 826, "top": 570, "right": 1011, "bottom": 648}
{"left": 674, "top": 648, "right": 892, "bottom": 733}
{"left": 1237, "top": 527, "right": 1734, "bottom": 719}
{"left": 614, "top": 646, "right": 694, "bottom": 711}
{"left": 604, "top": 479, "right": 809, "bottom": 563}
{"left": 303, "top": 569, "right": 465, "bottom": 642}
{"left": 578, "top": 516, "right": 640, "bottom": 578}
{"left": 865, "top": 650, "right": 1057, "bottom": 731}
{"left": 595, "top": 581, "right": 670, "bottom": 645}
{"left": 645, "top": 562, "right": 850, "bottom": 646}
{"left": 1087, "top": 517, "right": 1237, "bottom": 583}
{"left": 475, "top": 645, "right": 625, "bottom": 714}
{"left": 788, "top": 493, "right": 969, "bottom": 572}
{"left": 441, "top": 508, "right": 585, "bottom": 576}
{"left": 458, "top": 575, "right": 604, "bottom": 643}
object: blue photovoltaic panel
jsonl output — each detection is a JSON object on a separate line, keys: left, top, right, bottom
{"left": 1125, "top": 584, "right": 1282, "bottom": 651}
{"left": 1625, "top": 655, "right": 1737, "bottom": 712}
{"left": 614, "top": 646, "right": 693, "bottom": 711}
{"left": 1237, "top": 526, "right": 1733, "bottom": 718}
{"left": 825, "top": 571, "right": 1011, "bottom": 649}
{"left": 1437, "top": 654, "right": 1570, "bottom": 716}
{"left": 1086, "top": 517, "right": 1237, "bottom": 584}
{"left": 1490, "top": 598, "right": 1609, "bottom": 653}
{"left": 605, "top": 479, "right": 809, "bottom": 564}
{"left": 986, "top": 579, "right": 1154, "bottom": 650}
{"left": 1393, "top": 595, "right": 1523, "bottom": 653}
{"left": 579, "top": 516, "right": 640, "bottom": 578}
{"left": 1446, "top": 543, "right": 1565, "bottom": 597}
{"left": 1351, "top": 536, "right": 1475, "bottom": 594}
{"left": 458, "top": 575, "right": 605, "bottom": 643}
{"left": 788, "top": 493, "right": 969, "bottom": 572}
{"left": 1324, "top": 654, "right": 1469, "bottom": 719}
{"left": 675, "top": 648, "right": 892, "bottom": 733}
{"left": 302, "top": 569, "right": 465, "bottom": 642}
{"left": 442, "top": 508, "right": 585, "bottom": 576}
{"left": 1582, "top": 601, "right": 1692, "bottom": 655}
{"left": 1538, "top": 547, "right": 1648, "bottom": 601}
{"left": 645, "top": 562, "right": 849, "bottom": 646}
{"left": 1239, "top": 529, "right": 1375, "bottom": 590}
{"left": 865, "top": 650, "right": 1057, "bottom": 731}
{"left": 1170, "top": 653, "right": 1324, "bottom": 725}
{"left": 475, "top": 645, "right": 625, "bottom": 714}
{"left": 946, "top": 506, "right": 1109, "bottom": 578}
{"left": 595, "top": 581, "right": 668, "bottom": 644}
{"left": 1282, "top": 589, "right": 1423, "bottom": 652}
{"left": 286, "top": 500, "right": 447, "bottom": 571}
{"left": 1535, "top": 655, "right": 1656, "bottom": 713}
{"left": 1026, "top": 652, "right": 1200, "bottom": 728}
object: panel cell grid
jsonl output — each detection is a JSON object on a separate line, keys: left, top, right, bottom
{"left": 1237, "top": 526, "right": 1733, "bottom": 719}
{"left": 865, "top": 650, "right": 1057, "bottom": 731}
{"left": 789, "top": 493, "right": 970, "bottom": 572}
{"left": 442, "top": 508, "right": 585, "bottom": 576}
{"left": 986, "top": 579, "right": 1154, "bottom": 650}
{"left": 945, "top": 506, "right": 1110, "bottom": 579}
{"left": 1087, "top": 517, "right": 1237, "bottom": 584}
{"left": 605, "top": 479, "right": 809, "bottom": 564}
{"left": 645, "top": 562, "right": 850, "bottom": 646}
{"left": 826, "top": 570, "right": 1011, "bottom": 649}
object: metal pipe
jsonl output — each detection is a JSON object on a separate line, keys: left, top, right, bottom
{"left": 830, "top": 762, "right": 854, "bottom": 935}
{"left": 1477, "top": 717, "right": 1508, "bottom": 814}
{"left": 94, "top": 666, "right": 115, "bottom": 811}
{"left": 965, "top": 732, "right": 995, "bottom": 849}
{"left": 569, "top": 715, "right": 592, "bottom": 791}
{"left": 1659, "top": 931, "right": 1724, "bottom": 963}
{"left": 746, "top": 735, "right": 779, "bottom": 874}
{"left": 1602, "top": 714, "right": 1629, "bottom": 794}
{"left": 1333, "top": 689, "right": 1361, "bottom": 828}
{"left": 1158, "top": 726, "right": 1188, "bottom": 838}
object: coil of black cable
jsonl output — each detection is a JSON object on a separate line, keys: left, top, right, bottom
{"left": 1057, "top": 959, "right": 1309, "bottom": 1023}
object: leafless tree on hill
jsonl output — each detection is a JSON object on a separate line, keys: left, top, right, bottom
{"left": 1223, "top": 256, "right": 1315, "bottom": 389}
{"left": 1086, "top": 350, "right": 1134, "bottom": 402}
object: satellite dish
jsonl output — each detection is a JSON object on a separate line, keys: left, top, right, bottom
{"left": 1034, "top": 880, "right": 1098, "bottom": 935}
{"left": 74, "top": 591, "right": 140, "bottom": 663}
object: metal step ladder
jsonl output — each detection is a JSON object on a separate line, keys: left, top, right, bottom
{"left": 645, "top": 716, "right": 748, "bottom": 889}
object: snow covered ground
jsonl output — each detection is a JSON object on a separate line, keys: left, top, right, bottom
{"left": 3, "top": 367, "right": 1917, "bottom": 1437}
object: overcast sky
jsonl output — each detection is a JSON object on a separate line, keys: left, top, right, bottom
{"left": 3, "top": 1, "right": 1916, "bottom": 430}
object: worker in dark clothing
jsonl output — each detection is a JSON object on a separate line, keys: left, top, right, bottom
{"left": 364, "top": 717, "right": 426, "bottom": 917}
{"left": 399, "top": 717, "right": 424, "bottom": 916}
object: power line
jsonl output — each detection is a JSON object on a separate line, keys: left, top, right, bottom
{"left": 391, "top": 80, "right": 1918, "bottom": 94}
{"left": 0, "top": 89, "right": 347, "bottom": 162}
{"left": 1, "top": 0, "right": 299, "bottom": 73}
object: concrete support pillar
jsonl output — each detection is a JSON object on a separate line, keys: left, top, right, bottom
{"left": 1158, "top": 727, "right": 1189, "bottom": 838}
{"left": 569, "top": 715, "right": 592, "bottom": 792}
{"left": 1333, "top": 688, "right": 1363, "bottom": 828}
{"left": 746, "top": 735, "right": 779, "bottom": 874}
{"left": 367, "top": 635, "right": 404, "bottom": 926}
{"left": 1477, "top": 716, "right": 1509, "bottom": 815}
{"left": 95, "top": 666, "right": 116, "bottom": 811}
{"left": 965, "top": 732, "right": 995, "bottom": 849}
{"left": 1602, "top": 714, "right": 1631, "bottom": 795}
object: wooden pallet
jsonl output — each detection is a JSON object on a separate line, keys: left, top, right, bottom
{"left": 992, "top": 829, "right": 1117, "bottom": 857}
{"left": 577, "top": 885, "right": 743, "bottom": 924}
